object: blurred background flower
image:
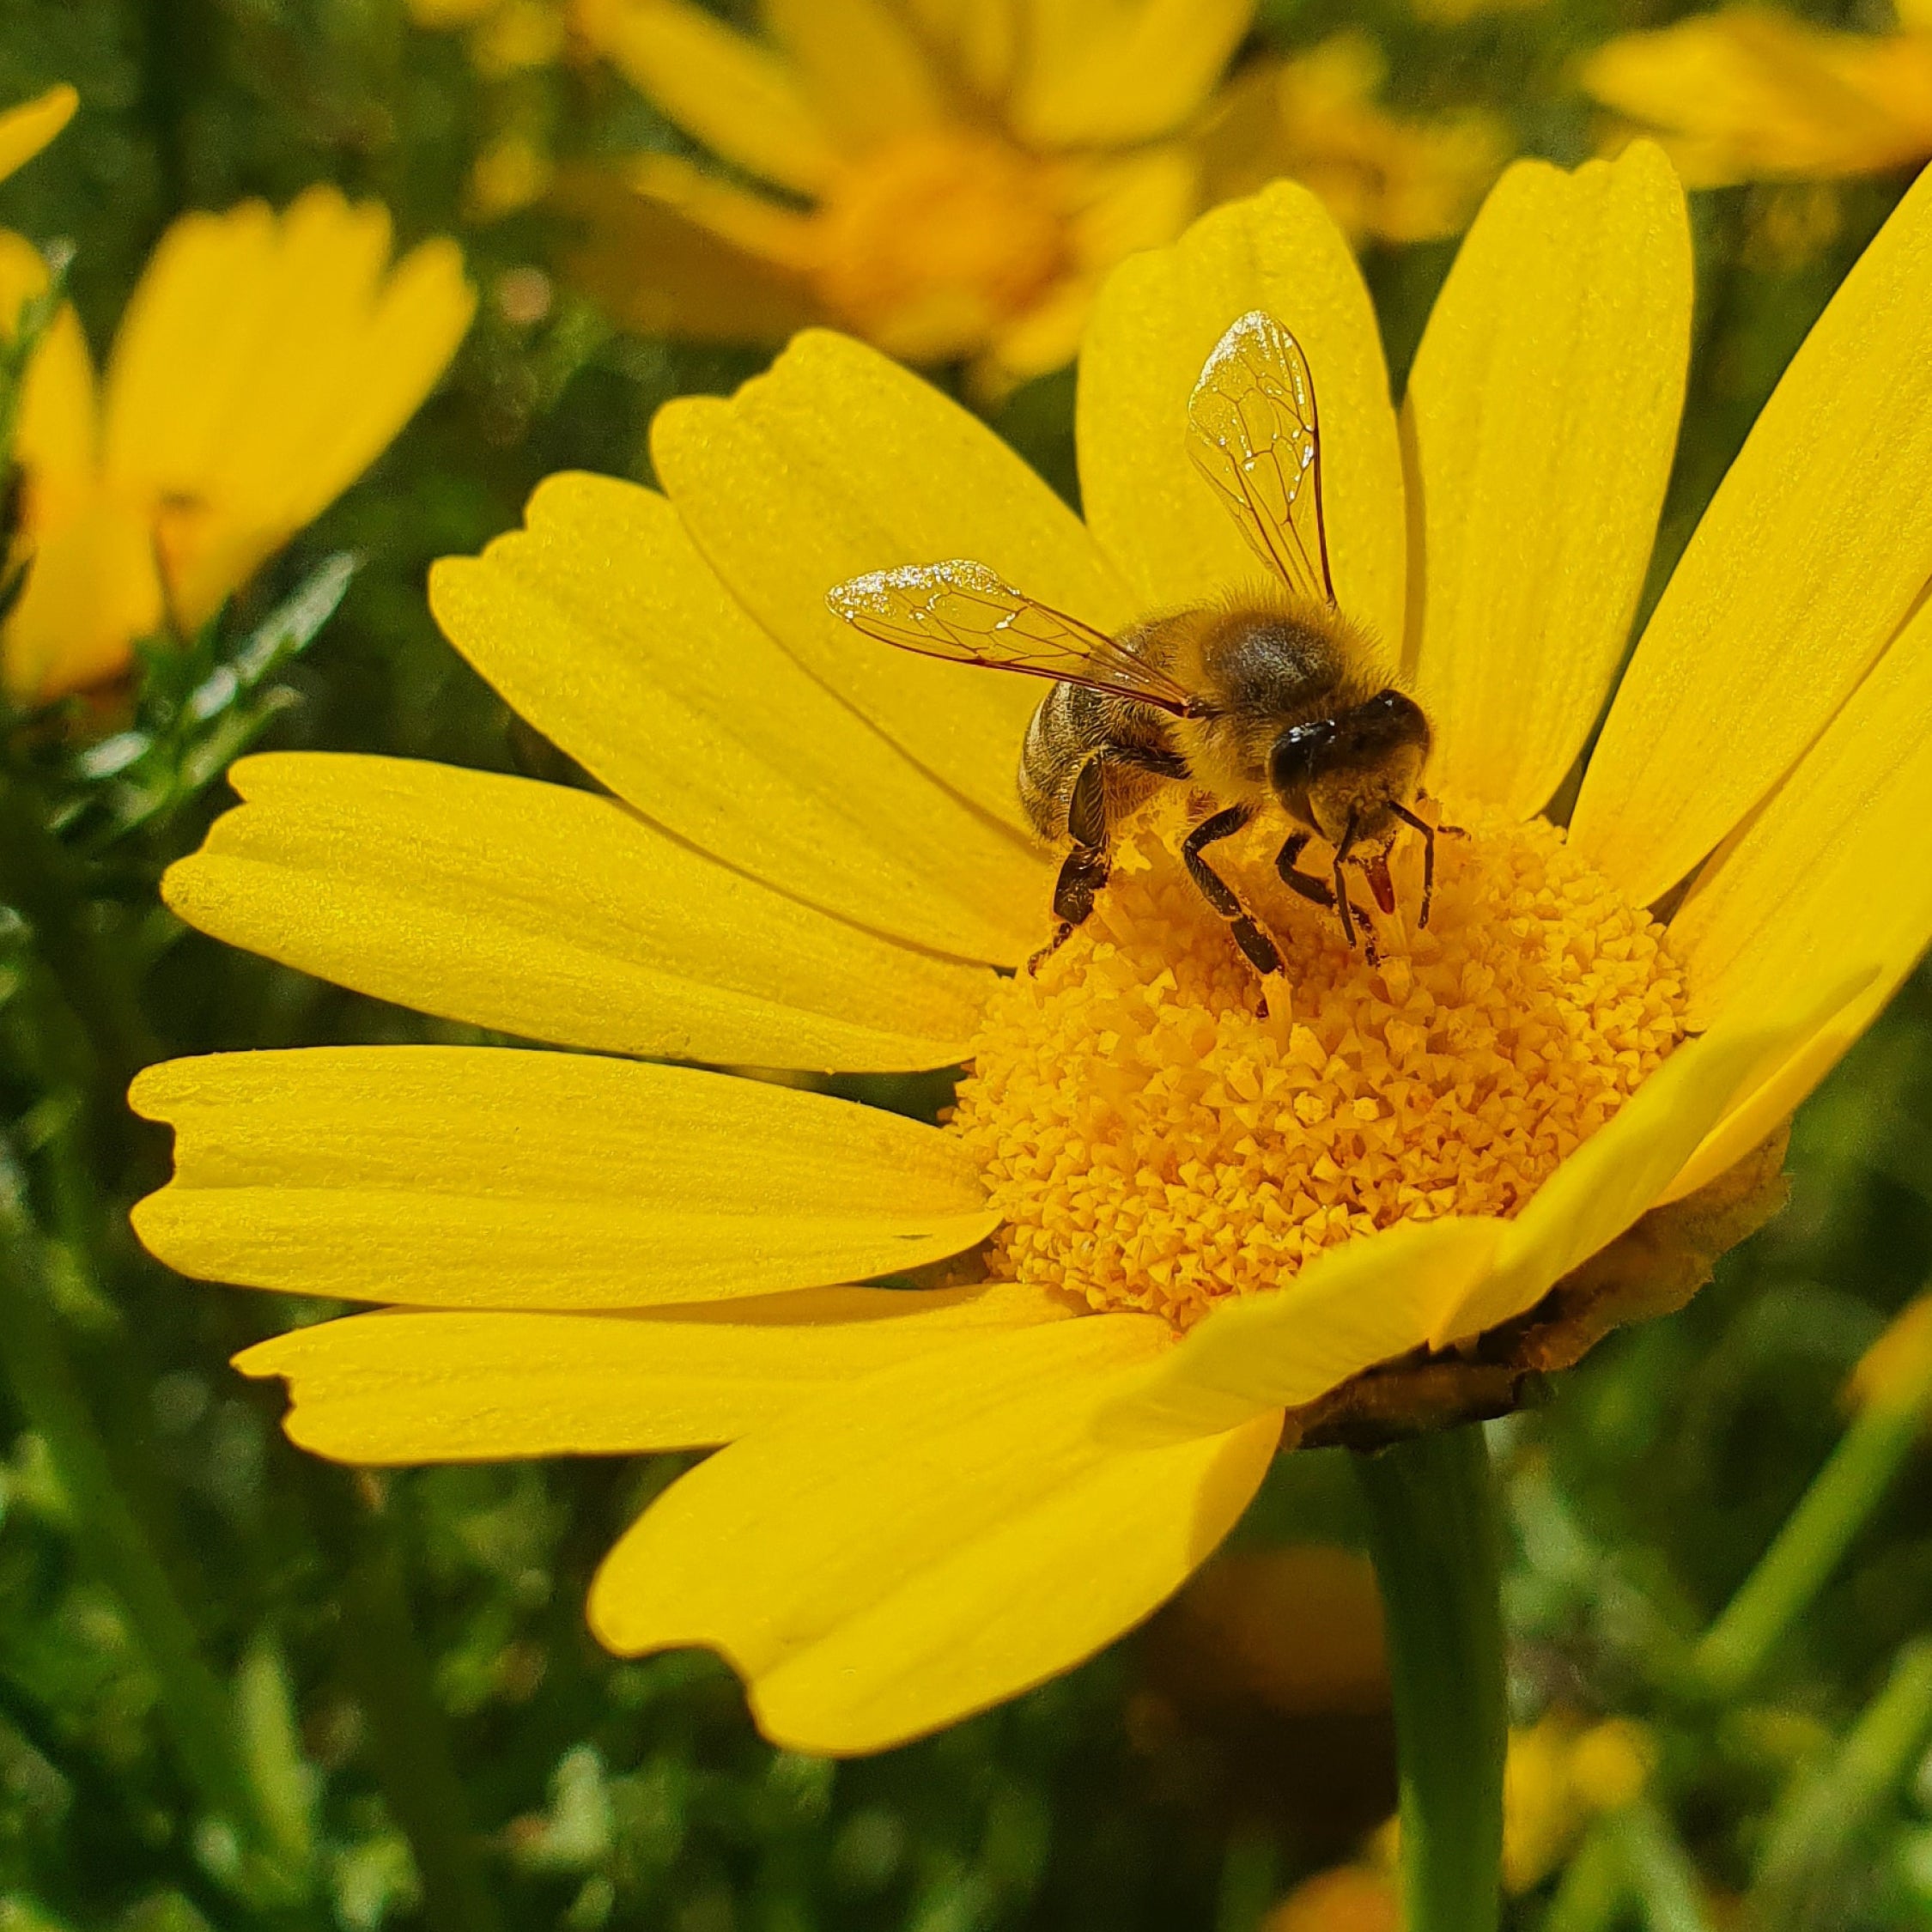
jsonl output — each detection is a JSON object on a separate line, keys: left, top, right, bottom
{"left": 557, "top": 0, "right": 1504, "bottom": 393}
{"left": 2, "top": 188, "right": 474, "bottom": 704}
{"left": 1585, "top": 3, "right": 1932, "bottom": 187}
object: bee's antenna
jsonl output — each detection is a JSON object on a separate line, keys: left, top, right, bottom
{"left": 1391, "top": 801, "right": 1436, "bottom": 931}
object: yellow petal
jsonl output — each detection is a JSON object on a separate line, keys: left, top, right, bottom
{"left": 1404, "top": 145, "right": 1692, "bottom": 817}
{"left": 1077, "top": 179, "right": 1406, "bottom": 658}
{"left": 1658, "top": 977, "right": 1893, "bottom": 1205}
{"left": 100, "top": 200, "right": 278, "bottom": 511}
{"left": 553, "top": 164, "right": 824, "bottom": 342}
{"left": 620, "top": 153, "right": 818, "bottom": 270}
{"left": 759, "top": 0, "right": 946, "bottom": 146}
{"left": 429, "top": 476, "right": 1046, "bottom": 965}
{"left": 897, "top": 0, "right": 1018, "bottom": 99}
{"left": 12, "top": 313, "right": 97, "bottom": 523}
{"left": 0, "top": 84, "right": 76, "bottom": 184}
{"left": 2, "top": 490, "right": 164, "bottom": 702}
{"left": 1436, "top": 969, "right": 1869, "bottom": 1345}
{"left": 131, "top": 1046, "right": 999, "bottom": 1310}
{"left": 1066, "top": 145, "right": 1203, "bottom": 276}
{"left": 0, "top": 234, "right": 135, "bottom": 702}
{"left": 233, "top": 1283, "right": 1071, "bottom": 1462}
{"left": 576, "top": 0, "right": 840, "bottom": 194}
{"left": 1583, "top": 14, "right": 1932, "bottom": 187}
{"left": 162, "top": 752, "right": 994, "bottom": 1072}
{"left": 587, "top": 1316, "right": 1279, "bottom": 1753}
{"left": 653, "top": 329, "right": 1133, "bottom": 830}
{"left": 1668, "top": 597, "right": 1932, "bottom": 1031}
{"left": 1096, "top": 1218, "right": 1504, "bottom": 1445}
{"left": 1654, "top": 598, "right": 1932, "bottom": 1200}
{"left": 1012, "top": 0, "right": 1254, "bottom": 149}
{"left": 1571, "top": 159, "right": 1932, "bottom": 906}
{"left": 102, "top": 189, "right": 474, "bottom": 629}
{"left": 275, "top": 228, "right": 475, "bottom": 526}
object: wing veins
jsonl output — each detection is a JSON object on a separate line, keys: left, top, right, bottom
{"left": 1188, "top": 310, "right": 1337, "bottom": 610}
{"left": 826, "top": 559, "right": 1199, "bottom": 716}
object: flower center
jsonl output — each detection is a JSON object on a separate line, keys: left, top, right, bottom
{"left": 947, "top": 802, "right": 1688, "bottom": 1330}
{"left": 810, "top": 130, "right": 1069, "bottom": 361}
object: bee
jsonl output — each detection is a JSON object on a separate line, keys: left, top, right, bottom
{"left": 826, "top": 310, "right": 1435, "bottom": 980}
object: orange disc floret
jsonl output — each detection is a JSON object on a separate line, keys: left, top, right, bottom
{"left": 949, "top": 802, "right": 1687, "bottom": 1329}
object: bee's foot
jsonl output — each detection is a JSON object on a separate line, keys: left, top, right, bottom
{"left": 1348, "top": 903, "right": 1382, "bottom": 968}
{"left": 1027, "top": 922, "right": 1074, "bottom": 976}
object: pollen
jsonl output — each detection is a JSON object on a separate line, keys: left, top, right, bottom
{"left": 947, "top": 803, "right": 1688, "bottom": 1330}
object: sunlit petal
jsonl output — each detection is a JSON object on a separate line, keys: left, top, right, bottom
{"left": 589, "top": 1317, "right": 1279, "bottom": 1754}
{"left": 131, "top": 1047, "right": 999, "bottom": 1310}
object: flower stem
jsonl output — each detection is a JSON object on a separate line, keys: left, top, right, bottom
{"left": 0, "top": 1161, "right": 276, "bottom": 1874}
{"left": 1354, "top": 1425, "right": 1507, "bottom": 1932}
{"left": 1747, "top": 1636, "right": 1932, "bottom": 1929}
{"left": 299, "top": 1467, "right": 507, "bottom": 1932}
{"left": 1692, "top": 1335, "right": 1932, "bottom": 1703}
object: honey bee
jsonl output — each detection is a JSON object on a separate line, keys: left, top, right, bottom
{"left": 826, "top": 310, "right": 1435, "bottom": 979}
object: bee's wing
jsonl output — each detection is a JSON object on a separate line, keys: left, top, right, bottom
{"left": 1187, "top": 310, "right": 1336, "bottom": 609}
{"left": 826, "top": 560, "right": 1200, "bottom": 716}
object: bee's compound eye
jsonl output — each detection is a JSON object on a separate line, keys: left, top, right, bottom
{"left": 1269, "top": 718, "right": 1335, "bottom": 799}
{"left": 1370, "top": 690, "right": 1431, "bottom": 761}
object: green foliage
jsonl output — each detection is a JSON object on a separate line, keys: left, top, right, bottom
{"left": 0, "top": 2, "right": 1929, "bottom": 1929}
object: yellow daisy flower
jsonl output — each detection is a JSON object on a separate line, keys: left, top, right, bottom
{"left": 131, "top": 143, "right": 1932, "bottom": 1756}
{"left": 0, "top": 82, "right": 77, "bottom": 184}
{"left": 565, "top": 0, "right": 1501, "bottom": 394}
{"left": 1, "top": 186, "right": 477, "bottom": 704}
{"left": 1200, "top": 33, "right": 1507, "bottom": 247}
{"left": 1583, "top": 3, "right": 1932, "bottom": 186}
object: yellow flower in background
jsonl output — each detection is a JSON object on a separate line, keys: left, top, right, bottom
{"left": 565, "top": 0, "right": 1503, "bottom": 394}
{"left": 1201, "top": 33, "right": 1507, "bottom": 246}
{"left": 1583, "top": 3, "right": 1932, "bottom": 186}
{"left": 2, "top": 187, "right": 476, "bottom": 703}
{"left": 1500, "top": 1711, "right": 1654, "bottom": 1891}
{"left": 1345, "top": 1707, "right": 1654, "bottom": 1902}
{"left": 129, "top": 144, "right": 1932, "bottom": 1755}
{"left": 0, "top": 83, "right": 77, "bottom": 184}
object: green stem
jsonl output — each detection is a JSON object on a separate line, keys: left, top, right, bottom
{"left": 311, "top": 1473, "right": 506, "bottom": 1932}
{"left": 1747, "top": 1637, "right": 1932, "bottom": 1930}
{"left": 1692, "top": 1341, "right": 1932, "bottom": 1703}
{"left": 1354, "top": 1425, "right": 1508, "bottom": 1932}
{"left": 1540, "top": 1820, "right": 1630, "bottom": 1932}
{"left": 1619, "top": 1801, "right": 1713, "bottom": 1932}
{"left": 0, "top": 784, "right": 159, "bottom": 1093}
{"left": 0, "top": 1176, "right": 269, "bottom": 1863}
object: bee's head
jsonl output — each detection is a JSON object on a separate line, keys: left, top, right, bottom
{"left": 1268, "top": 689, "right": 1431, "bottom": 848}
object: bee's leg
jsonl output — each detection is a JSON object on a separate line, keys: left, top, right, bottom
{"left": 1182, "top": 803, "right": 1281, "bottom": 976}
{"left": 1390, "top": 801, "right": 1437, "bottom": 930}
{"left": 1274, "top": 831, "right": 1337, "bottom": 908}
{"left": 1030, "top": 755, "right": 1112, "bottom": 975}
{"left": 1332, "top": 814, "right": 1360, "bottom": 948}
